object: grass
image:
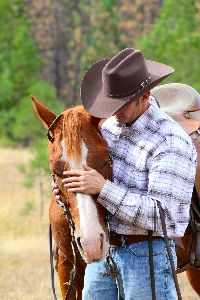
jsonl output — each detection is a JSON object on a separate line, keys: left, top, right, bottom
{"left": 0, "top": 147, "right": 199, "bottom": 299}
{"left": 0, "top": 148, "right": 61, "bottom": 300}
{"left": 0, "top": 235, "right": 51, "bottom": 300}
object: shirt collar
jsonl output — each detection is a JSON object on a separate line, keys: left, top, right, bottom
{"left": 115, "top": 96, "right": 159, "bottom": 134}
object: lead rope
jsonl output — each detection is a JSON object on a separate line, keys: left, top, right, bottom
{"left": 105, "top": 213, "right": 122, "bottom": 300}
{"left": 49, "top": 203, "right": 78, "bottom": 300}
{"left": 55, "top": 198, "right": 78, "bottom": 300}
{"left": 148, "top": 230, "right": 156, "bottom": 300}
{"left": 148, "top": 202, "right": 182, "bottom": 300}
{"left": 63, "top": 203, "right": 78, "bottom": 300}
{"left": 157, "top": 201, "right": 182, "bottom": 300}
{"left": 104, "top": 157, "right": 122, "bottom": 300}
{"left": 49, "top": 224, "right": 57, "bottom": 300}
{"left": 106, "top": 154, "right": 154, "bottom": 300}
{"left": 49, "top": 172, "right": 78, "bottom": 300}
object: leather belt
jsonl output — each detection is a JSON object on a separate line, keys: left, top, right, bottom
{"left": 109, "top": 232, "right": 162, "bottom": 247}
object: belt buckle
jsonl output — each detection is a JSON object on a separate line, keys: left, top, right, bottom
{"left": 109, "top": 231, "right": 116, "bottom": 237}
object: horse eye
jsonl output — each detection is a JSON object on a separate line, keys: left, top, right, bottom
{"left": 47, "top": 131, "right": 54, "bottom": 143}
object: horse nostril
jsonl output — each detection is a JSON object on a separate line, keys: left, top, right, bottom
{"left": 77, "top": 237, "right": 83, "bottom": 252}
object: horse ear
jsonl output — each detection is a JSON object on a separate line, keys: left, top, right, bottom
{"left": 31, "top": 95, "right": 57, "bottom": 128}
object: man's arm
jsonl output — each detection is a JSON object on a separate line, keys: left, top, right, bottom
{"left": 97, "top": 144, "right": 197, "bottom": 234}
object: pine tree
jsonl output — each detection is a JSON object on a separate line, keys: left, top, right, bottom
{"left": 137, "top": 0, "right": 200, "bottom": 90}
{"left": 0, "top": 0, "right": 61, "bottom": 145}
{"left": 81, "top": 0, "right": 124, "bottom": 71}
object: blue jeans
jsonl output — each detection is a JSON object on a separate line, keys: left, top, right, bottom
{"left": 82, "top": 238, "right": 177, "bottom": 300}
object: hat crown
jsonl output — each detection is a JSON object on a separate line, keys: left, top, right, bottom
{"left": 102, "top": 48, "right": 150, "bottom": 98}
{"left": 80, "top": 47, "right": 174, "bottom": 118}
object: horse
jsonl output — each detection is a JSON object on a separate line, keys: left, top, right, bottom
{"left": 32, "top": 92, "right": 200, "bottom": 299}
{"left": 32, "top": 96, "right": 111, "bottom": 299}
{"left": 152, "top": 83, "right": 200, "bottom": 297}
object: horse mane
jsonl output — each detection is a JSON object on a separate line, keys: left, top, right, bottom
{"left": 62, "top": 106, "right": 91, "bottom": 165}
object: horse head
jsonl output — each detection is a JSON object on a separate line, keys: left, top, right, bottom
{"left": 31, "top": 96, "right": 110, "bottom": 263}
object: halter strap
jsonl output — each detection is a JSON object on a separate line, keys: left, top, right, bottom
{"left": 47, "top": 114, "right": 63, "bottom": 143}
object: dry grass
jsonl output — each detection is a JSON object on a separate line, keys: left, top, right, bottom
{"left": 0, "top": 148, "right": 61, "bottom": 300}
{"left": 0, "top": 147, "right": 199, "bottom": 299}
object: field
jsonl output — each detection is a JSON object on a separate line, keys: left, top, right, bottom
{"left": 0, "top": 148, "right": 199, "bottom": 299}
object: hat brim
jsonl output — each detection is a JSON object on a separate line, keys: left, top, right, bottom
{"left": 81, "top": 58, "right": 175, "bottom": 118}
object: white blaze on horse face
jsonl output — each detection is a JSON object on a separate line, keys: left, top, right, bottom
{"left": 61, "top": 139, "right": 107, "bottom": 262}
{"left": 61, "top": 140, "right": 87, "bottom": 169}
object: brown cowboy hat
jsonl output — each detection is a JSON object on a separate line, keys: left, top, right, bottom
{"left": 81, "top": 48, "right": 175, "bottom": 118}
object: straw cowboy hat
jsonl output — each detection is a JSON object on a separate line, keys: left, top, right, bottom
{"left": 152, "top": 83, "right": 200, "bottom": 134}
{"left": 81, "top": 48, "right": 175, "bottom": 118}
{"left": 152, "top": 83, "right": 200, "bottom": 114}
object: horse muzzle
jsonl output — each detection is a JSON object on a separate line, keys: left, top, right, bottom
{"left": 75, "top": 230, "right": 109, "bottom": 264}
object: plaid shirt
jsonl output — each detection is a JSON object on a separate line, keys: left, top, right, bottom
{"left": 98, "top": 97, "right": 197, "bottom": 237}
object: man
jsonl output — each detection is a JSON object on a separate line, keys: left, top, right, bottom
{"left": 54, "top": 49, "right": 197, "bottom": 299}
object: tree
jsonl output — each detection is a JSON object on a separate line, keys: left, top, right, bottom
{"left": 27, "top": 0, "right": 163, "bottom": 107}
{"left": 81, "top": 0, "right": 124, "bottom": 71}
{"left": 0, "top": 0, "right": 62, "bottom": 146}
{"left": 119, "top": 0, "right": 163, "bottom": 47}
{"left": 19, "top": 138, "right": 51, "bottom": 217}
{"left": 137, "top": 0, "right": 200, "bottom": 91}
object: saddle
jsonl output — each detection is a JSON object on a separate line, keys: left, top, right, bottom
{"left": 152, "top": 83, "right": 200, "bottom": 135}
{"left": 190, "top": 187, "right": 200, "bottom": 267}
{"left": 152, "top": 83, "right": 200, "bottom": 269}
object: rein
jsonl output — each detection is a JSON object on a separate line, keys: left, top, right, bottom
{"left": 50, "top": 162, "right": 113, "bottom": 300}
{"left": 148, "top": 127, "right": 200, "bottom": 299}
{"left": 150, "top": 131, "right": 200, "bottom": 300}
{"left": 172, "top": 128, "right": 200, "bottom": 275}
{"left": 51, "top": 172, "right": 78, "bottom": 300}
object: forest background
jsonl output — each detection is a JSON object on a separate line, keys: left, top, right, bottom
{"left": 0, "top": 0, "right": 200, "bottom": 299}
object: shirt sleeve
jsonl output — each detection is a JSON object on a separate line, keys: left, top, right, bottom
{"left": 97, "top": 142, "right": 197, "bottom": 234}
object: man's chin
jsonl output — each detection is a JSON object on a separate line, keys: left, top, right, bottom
{"left": 115, "top": 116, "right": 126, "bottom": 123}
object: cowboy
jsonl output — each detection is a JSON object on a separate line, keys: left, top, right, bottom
{"left": 53, "top": 48, "right": 197, "bottom": 299}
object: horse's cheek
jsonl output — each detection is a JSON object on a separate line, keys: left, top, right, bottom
{"left": 86, "top": 149, "right": 110, "bottom": 179}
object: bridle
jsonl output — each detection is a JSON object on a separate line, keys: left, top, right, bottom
{"left": 47, "top": 114, "right": 63, "bottom": 143}
{"left": 50, "top": 173, "right": 78, "bottom": 300}
{"left": 47, "top": 113, "right": 78, "bottom": 300}
{"left": 47, "top": 114, "right": 113, "bottom": 300}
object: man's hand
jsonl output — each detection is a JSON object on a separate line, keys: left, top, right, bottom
{"left": 51, "top": 181, "right": 61, "bottom": 200}
{"left": 62, "top": 164, "right": 106, "bottom": 195}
